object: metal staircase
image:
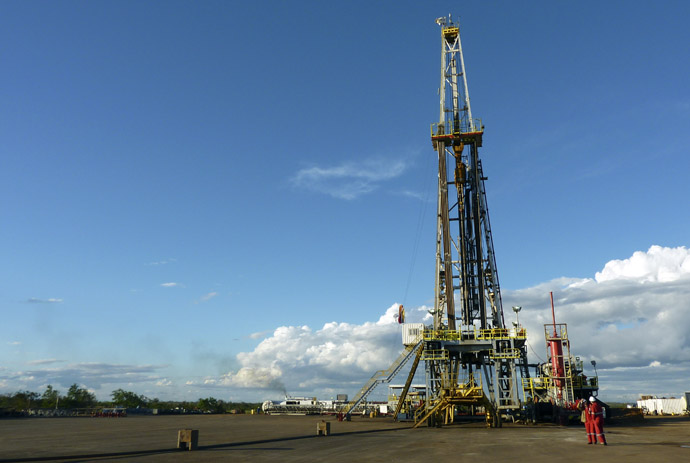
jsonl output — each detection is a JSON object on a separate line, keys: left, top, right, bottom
{"left": 341, "top": 341, "right": 422, "bottom": 415}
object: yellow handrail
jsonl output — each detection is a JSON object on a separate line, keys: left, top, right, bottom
{"left": 422, "top": 349, "right": 449, "bottom": 361}
{"left": 431, "top": 118, "right": 483, "bottom": 137}
{"left": 490, "top": 348, "right": 521, "bottom": 359}
{"left": 423, "top": 327, "right": 527, "bottom": 341}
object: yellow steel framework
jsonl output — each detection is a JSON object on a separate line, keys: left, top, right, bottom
{"left": 412, "top": 373, "right": 497, "bottom": 428}
{"left": 423, "top": 328, "right": 527, "bottom": 342}
{"left": 521, "top": 320, "right": 598, "bottom": 406}
{"left": 396, "top": 15, "right": 529, "bottom": 429}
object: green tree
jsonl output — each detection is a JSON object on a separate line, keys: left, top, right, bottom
{"left": 7, "top": 390, "right": 40, "bottom": 410}
{"left": 197, "top": 397, "right": 225, "bottom": 413}
{"left": 41, "top": 385, "right": 60, "bottom": 408}
{"left": 63, "top": 384, "right": 96, "bottom": 408}
{"left": 110, "top": 389, "right": 148, "bottom": 408}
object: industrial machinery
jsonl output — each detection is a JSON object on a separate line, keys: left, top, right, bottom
{"left": 521, "top": 292, "right": 599, "bottom": 422}
{"left": 262, "top": 396, "right": 349, "bottom": 415}
{"left": 394, "top": 15, "right": 528, "bottom": 428}
{"left": 349, "top": 15, "right": 600, "bottom": 428}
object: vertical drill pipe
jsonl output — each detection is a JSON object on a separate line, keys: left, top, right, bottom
{"left": 438, "top": 141, "right": 456, "bottom": 331}
{"left": 438, "top": 29, "right": 446, "bottom": 125}
{"left": 434, "top": 169, "right": 443, "bottom": 330}
{"left": 471, "top": 143, "right": 486, "bottom": 328}
{"left": 453, "top": 150, "right": 470, "bottom": 326}
{"left": 550, "top": 292, "right": 557, "bottom": 333}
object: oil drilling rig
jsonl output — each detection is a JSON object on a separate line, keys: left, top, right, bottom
{"left": 394, "top": 15, "right": 529, "bottom": 428}
{"left": 344, "top": 15, "right": 599, "bottom": 427}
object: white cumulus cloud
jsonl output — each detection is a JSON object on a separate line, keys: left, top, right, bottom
{"left": 191, "top": 303, "right": 429, "bottom": 399}
{"left": 248, "top": 330, "right": 270, "bottom": 340}
{"left": 503, "top": 245, "right": 690, "bottom": 401}
{"left": 595, "top": 245, "right": 690, "bottom": 282}
{"left": 199, "top": 246, "right": 690, "bottom": 403}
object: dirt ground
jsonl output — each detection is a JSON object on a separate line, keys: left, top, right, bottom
{"left": 0, "top": 414, "right": 689, "bottom": 462}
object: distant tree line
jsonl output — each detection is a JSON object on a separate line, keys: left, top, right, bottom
{"left": 0, "top": 384, "right": 96, "bottom": 410}
{"left": 0, "top": 385, "right": 260, "bottom": 415}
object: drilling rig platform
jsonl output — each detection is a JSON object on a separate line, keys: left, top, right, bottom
{"left": 392, "top": 15, "right": 529, "bottom": 428}
{"left": 344, "top": 14, "right": 599, "bottom": 428}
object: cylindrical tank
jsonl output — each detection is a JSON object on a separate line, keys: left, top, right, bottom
{"left": 549, "top": 337, "right": 565, "bottom": 389}
{"left": 549, "top": 341, "right": 565, "bottom": 386}
{"left": 261, "top": 400, "right": 275, "bottom": 413}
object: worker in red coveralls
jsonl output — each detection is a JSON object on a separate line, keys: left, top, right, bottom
{"left": 588, "top": 396, "right": 607, "bottom": 445}
{"left": 578, "top": 399, "right": 595, "bottom": 444}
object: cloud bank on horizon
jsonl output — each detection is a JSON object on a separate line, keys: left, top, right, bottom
{"left": 2, "top": 245, "right": 689, "bottom": 402}
{"left": 502, "top": 245, "right": 690, "bottom": 400}
{"left": 194, "top": 245, "right": 690, "bottom": 402}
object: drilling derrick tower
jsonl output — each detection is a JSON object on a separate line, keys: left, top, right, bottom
{"left": 400, "top": 16, "right": 528, "bottom": 428}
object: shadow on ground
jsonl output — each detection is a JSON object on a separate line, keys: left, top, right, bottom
{"left": 0, "top": 425, "right": 411, "bottom": 462}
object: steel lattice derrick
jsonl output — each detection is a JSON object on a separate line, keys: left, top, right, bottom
{"left": 413, "top": 15, "right": 525, "bottom": 428}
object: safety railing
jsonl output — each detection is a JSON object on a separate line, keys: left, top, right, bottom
{"left": 489, "top": 348, "right": 522, "bottom": 359}
{"left": 430, "top": 118, "right": 483, "bottom": 138}
{"left": 544, "top": 323, "right": 568, "bottom": 341}
{"left": 442, "top": 26, "right": 459, "bottom": 37}
{"left": 522, "top": 375, "right": 597, "bottom": 395}
{"left": 422, "top": 349, "right": 449, "bottom": 361}
{"left": 572, "top": 376, "right": 599, "bottom": 388}
{"left": 462, "top": 372, "right": 482, "bottom": 389}
{"left": 476, "top": 328, "right": 517, "bottom": 340}
{"left": 450, "top": 373, "right": 484, "bottom": 399}
{"left": 522, "top": 377, "right": 552, "bottom": 390}
{"left": 423, "top": 327, "right": 527, "bottom": 342}
{"left": 423, "top": 329, "right": 461, "bottom": 341}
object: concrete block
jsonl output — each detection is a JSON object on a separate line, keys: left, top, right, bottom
{"left": 316, "top": 421, "right": 330, "bottom": 436}
{"left": 177, "top": 429, "right": 199, "bottom": 450}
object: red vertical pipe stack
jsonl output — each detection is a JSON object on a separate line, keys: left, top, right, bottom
{"left": 549, "top": 292, "right": 565, "bottom": 395}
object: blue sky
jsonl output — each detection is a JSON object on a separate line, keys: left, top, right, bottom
{"left": 2, "top": 1, "right": 689, "bottom": 403}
